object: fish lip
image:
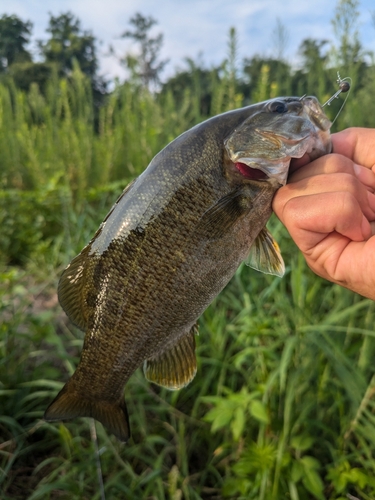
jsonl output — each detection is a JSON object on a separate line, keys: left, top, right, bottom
{"left": 301, "top": 95, "right": 332, "bottom": 131}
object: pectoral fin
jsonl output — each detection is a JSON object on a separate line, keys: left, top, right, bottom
{"left": 196, "top": 190, "right": 253, "bottom": 239}
{"left": 144, "top": 325, "right": 198, "bottom": 390}
{"left": 245, "top": 227, "right": 285, "bottom": 277}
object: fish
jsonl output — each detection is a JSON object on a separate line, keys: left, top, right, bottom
{"left": 44, "top": 96, "right": 331, "bottom": 442}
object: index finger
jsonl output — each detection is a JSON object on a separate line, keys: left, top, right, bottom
{"left": 332, "top": 127, "right": 375, "bottom": 169}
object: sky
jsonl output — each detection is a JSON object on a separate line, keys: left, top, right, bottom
{"left": 3, "top": 0, "right": 375, "bottom": 82}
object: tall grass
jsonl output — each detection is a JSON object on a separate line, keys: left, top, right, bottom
{"left": 1, "top": 66, "right": 375, "bottom": 499}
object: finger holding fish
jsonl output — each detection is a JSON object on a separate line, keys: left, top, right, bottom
{"left": 332, "top": 127, "right": 375, "bottom": 171}
{"left": 278, "top": 163, "right": 375, "bottom": 223}
{"left": 289, "top": 152, "right": 375, "bottom": 193}
{"left": 274, "top": 188, "right": 372, "bottom": 247}
{"left": 273, "top": 150, "right": 375, "bottom": 300}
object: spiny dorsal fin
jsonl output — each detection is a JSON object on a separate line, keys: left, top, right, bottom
{"left": 44, "top": 381, "right": 130, "bottom": 442}
{"left": 144, "top": 325, "right": 198, "bottom": 390}
{"left": 245, "top": 227, "right": 285, "bottom": 277}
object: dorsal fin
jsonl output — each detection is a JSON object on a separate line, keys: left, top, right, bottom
{"left": 144, "top": 325, "right": 198, "bottom": 390}
{"left": 57, "top": 245, "right": 92, "bottom": 331}
{"left": 58, "top": 179, "right": 138, "bottom": 330}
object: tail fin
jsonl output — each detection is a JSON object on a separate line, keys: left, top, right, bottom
{"left": 44, "top": 383, "right": 130, "bottom": 442}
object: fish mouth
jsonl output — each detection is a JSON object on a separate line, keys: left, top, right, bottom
{"left": 233, "top": 156, "right": 290, "bottom": 185}
{"left": 233, "top": 129, "right": 331, "bottom": 185}
{"left": 234, "top": 161, "right": 269, "bottom": 181}
{"left": 226, "top": 96, "right": 332, "bottom": 186}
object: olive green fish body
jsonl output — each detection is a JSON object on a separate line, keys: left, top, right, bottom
{"left": 45, "top": 97, "right": 332, "bottom": 441}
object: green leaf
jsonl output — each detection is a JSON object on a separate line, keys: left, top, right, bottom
{"left": 291, "top": 461, "right": 303, "bottom": 483}
{"left": 249, "top": 400, "right": 269, "bottom": 423}
{"left": 291, "top": 434, "right": 314, "bottom": 451}
{"left": 204, "top": 406, "right": 233, "bottom": 433}
{"left": 231, "top": 406, "right": 245, "bottom": 441}
{"left": 222, "top": 478, "right": 240, "bottom": 497}
{"left": 300, "top": 455, "right": 320, "bottom": 470}
{"left": 302, "top": 469, "right": 324, "bottom": 500}
{"left": 346, "top": 468, "right": 374, "bottom": 489}
{"left": 300, "top": 457, "right": 324, "bottom": 500}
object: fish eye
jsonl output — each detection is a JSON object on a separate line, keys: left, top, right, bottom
{"left": 268, "top": 101, "right": 287, "bottom": 113}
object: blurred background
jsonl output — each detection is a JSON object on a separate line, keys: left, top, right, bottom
{"left": 1, "top": 1, "right": 375, "bottom": 499}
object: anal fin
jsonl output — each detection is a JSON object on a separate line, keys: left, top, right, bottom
{"left": 144, "top": 325, "right": 198, "bottom": 390}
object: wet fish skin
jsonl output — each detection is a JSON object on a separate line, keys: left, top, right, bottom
{"left": 44, "top": 96, "right": 331, "bottom": 442}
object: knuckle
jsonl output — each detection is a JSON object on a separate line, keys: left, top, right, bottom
{"left": 340, "top": 191, "right": 358, "bottom": 213}
{"left": 281, "top": 197, "right": 301, "bottom": 224}
{"left": 322, "top": 154, "right": 353, "bottom": 175}
{"left": 338, "top": 172, "right": 358, "bottom": 191}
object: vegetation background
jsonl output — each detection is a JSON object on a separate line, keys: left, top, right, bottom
{"left": 1, "top": 0, "right": 375, "bottom": 498}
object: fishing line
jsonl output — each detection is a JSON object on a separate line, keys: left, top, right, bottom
{"left": 322, "top": 72, "right": 351, "bottom": 127}
{"left": 90, "top": 418, "right": 106, "bottom": 500}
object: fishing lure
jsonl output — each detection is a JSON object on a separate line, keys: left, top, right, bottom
{"left": 322, "top": 72, "right": 351, "bottom": 126}
{"left": 322, "top": 72, "right": 351, "bottom": 107}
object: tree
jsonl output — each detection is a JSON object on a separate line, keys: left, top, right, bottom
{"left": 299, "top": 39, "right": 329, "bottom": 72}
{"left": 331, "top": 0, "right": 361, "bottom": 67}
{"left": 161, "top": 58, "right": 220, "bottom": 117}
{"left": 292, "top": 38, "right": 330, "bottom": 98}
{"left": 7, "top": 62, "right": 54, "bottom": 92}
{"left": 0, "top": 14, "right": 32, "bottom": 72}
{"left": 38, "top": 12, "right": 98, "bottom": 80}
{"left": 271, "top": 18, "right": 289, "bottom": 61}
{"left": 330, "top": 0, "right": 369, "bottom": 99}
{"left": 121, "top": 13, "right": 168, "bottom": 89}
{"left": 243, "top": 56, "right": 291, "bottom": 100}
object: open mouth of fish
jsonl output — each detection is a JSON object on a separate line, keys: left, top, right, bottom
{"left": 232, "top": 134, "right": 331, "bottom": 185}
{"left": 227, "top": 97, "right": 332, "bottom": 186}
{"left": 234, "top": 160, "right": 270, "bottom": 181}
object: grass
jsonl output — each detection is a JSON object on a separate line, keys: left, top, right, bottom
{"left": 1, "top": 66, "right": 375, "bottom": 499}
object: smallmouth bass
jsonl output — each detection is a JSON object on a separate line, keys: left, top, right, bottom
{"left": 45, "top": 96, "right": 331, "bottom": 441}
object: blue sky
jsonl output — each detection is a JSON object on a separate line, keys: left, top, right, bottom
{"left": 3, "top": 0, "right": 375, "bottom": 81}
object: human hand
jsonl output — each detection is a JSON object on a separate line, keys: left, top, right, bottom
{"left": 272, "top": 127, "right": 375, "bottom": 300}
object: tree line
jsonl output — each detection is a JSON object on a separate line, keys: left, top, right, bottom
{"left": 0, "top": 0, "right": 373, "bottom": 124}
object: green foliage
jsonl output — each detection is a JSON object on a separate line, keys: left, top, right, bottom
{"left": 161, "top": 60, "right": 221, "bottom": 118}
{"left": 1, "top": 4, "right": 375, "bottom": 498}
{"left": 2, "top": 231, "right": 375, "bottom": 499}
{"left": 331, "top": 0, "right": 362, "bottom": 69}
{"left": 120, "top": 12, "right": 168, "bottom": 89}
{"left": 38, "top": 12, "right": 98, "bottom": 80}
{"left": 0, "top": 14, "right": 32, "bottom": 71}
{"left": 6, "top": 61, "right": 55, "bottom": 93}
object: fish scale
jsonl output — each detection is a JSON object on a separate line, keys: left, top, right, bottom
{"left": 45, "top": 96, "right": 332, "bottom": 441}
